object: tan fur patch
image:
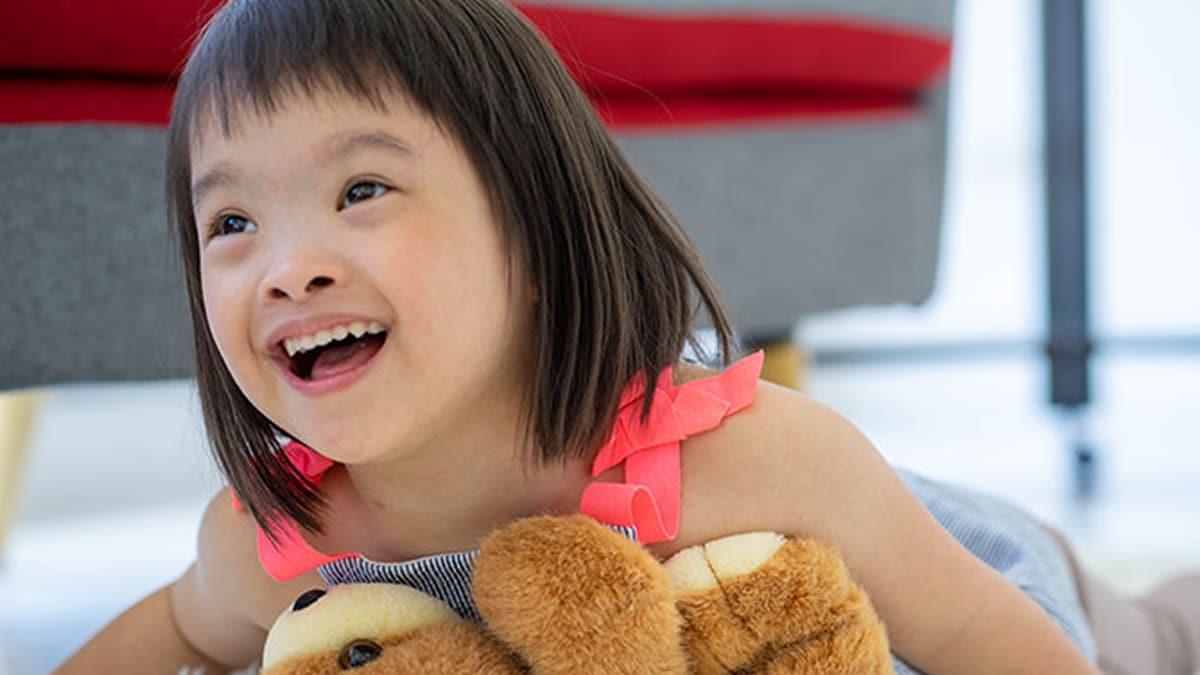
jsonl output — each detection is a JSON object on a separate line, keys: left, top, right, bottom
{"left": 262, "top": 584, "right": 460, "bottom": 669}
{"left": 664, "top": 544, "right": 720, "bottom": 594}
{"left": 261, "top": 621, "right": 524, "bottom": 675}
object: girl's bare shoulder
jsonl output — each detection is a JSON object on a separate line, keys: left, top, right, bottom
{"left": 170, "top": 488, "right": 326, "bottom": 665}
{"left": 648, "top": 371, "right": 882, "bottom": 560}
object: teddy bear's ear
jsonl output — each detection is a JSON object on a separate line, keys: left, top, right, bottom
{"left": 262, "top": 583, "right": 459, "bottom": 671}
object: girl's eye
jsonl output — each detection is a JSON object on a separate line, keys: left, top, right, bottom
{"left": 209, "top": 214, "right": 257, "bottom": 238}
{"left": 341, "top": 181, "right": 389, "bottom": 209}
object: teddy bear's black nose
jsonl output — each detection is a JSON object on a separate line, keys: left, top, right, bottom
{"left": 339, "top": 640, "right": 383, "bottom": 669}
{"left": 292, "top": 589, "right": 326, "bottom": 611}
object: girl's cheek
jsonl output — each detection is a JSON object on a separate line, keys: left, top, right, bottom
{"left": 200, "top": 277, "right": 246, "bottom": 361}
{"left": 202, "top": 302, "right": 231, "bottom": 361}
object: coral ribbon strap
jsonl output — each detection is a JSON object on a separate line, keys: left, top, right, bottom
{"left": 230, "top": 442, "right": 354, "bottom": 582}
{"left": 580, "top": 350, "right": 764, "bottom": 543}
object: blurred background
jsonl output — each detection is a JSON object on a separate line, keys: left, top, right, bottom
{"left": 1, "top": 0, "right": 1198, "bottom": 673}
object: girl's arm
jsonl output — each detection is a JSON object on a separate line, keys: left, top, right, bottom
{"left": 54, "top": 582, "right": 235, "bottom": 674}
{"left": 677, "top": 385, "right": 1098, "bottom": 675}
{"left": 55, "top": 488, "right": 323, "bottom": 674}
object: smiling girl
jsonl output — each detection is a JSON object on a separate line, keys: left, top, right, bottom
{"left": 56, "top": 1, "right": 1197, "bottom": 673}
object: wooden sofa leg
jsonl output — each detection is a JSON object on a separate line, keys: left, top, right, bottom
{"left": 0, "top": 391, "right": 42, "bottom": 558}
{"left": 758, "top": 340, "right": 808, "bottom": 390}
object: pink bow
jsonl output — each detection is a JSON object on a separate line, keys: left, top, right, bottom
{"left": 582, "top": 351, "right": 764, "bottom": 543}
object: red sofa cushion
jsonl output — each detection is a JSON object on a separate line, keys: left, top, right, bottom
{"left": 522, "top": 6, "right": 949, "bottom": 96}
{"left": 0, "top": 0, "right": 224, "bottom": 78}
{"left": 0, "top": 2, "right": 950, "bottom": 128}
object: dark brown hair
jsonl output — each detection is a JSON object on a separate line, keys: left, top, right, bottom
{"left": 167, "top": 0, "right": 735, "bottom": 539}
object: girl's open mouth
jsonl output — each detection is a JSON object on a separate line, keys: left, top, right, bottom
{"left": 275, "top": 330, "right": 389, "bottom": 396}
{"left": 287, "top": 331, "right": 387, "bottom": 381}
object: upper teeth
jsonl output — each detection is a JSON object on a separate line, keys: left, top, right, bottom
{"left": 284, "top": 321, "right": 387, "bottom": 357}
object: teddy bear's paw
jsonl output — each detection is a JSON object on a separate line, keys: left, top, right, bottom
{"left": 665, "top": 533, "right": 893, "bottom": 675}
{"left": 261, "top": 584, "right": 525, "bottom": 674}
{"left": 474, "top": 515, "right": 688, "bottom": 675}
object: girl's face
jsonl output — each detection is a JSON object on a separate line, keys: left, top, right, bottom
{"left": 191, "top": 91, "right": 534, "bottom": 464}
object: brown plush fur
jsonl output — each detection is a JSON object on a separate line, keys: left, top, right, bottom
{"left": 673, "top": 536, "right": 892, "bottom": 674}
{"left": 262, "top": 515, "right": 892, "bottom": 674}
{"left": 474, "top": 515, "right": 688, "bottom": 674}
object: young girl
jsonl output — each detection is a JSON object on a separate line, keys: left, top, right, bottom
{"left": 57, "top": 0, "right": 1197, "bottom": 673}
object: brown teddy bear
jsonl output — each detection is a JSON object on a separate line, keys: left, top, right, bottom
{"left": 259, "top": 515, "right": 892, "bottom": 674}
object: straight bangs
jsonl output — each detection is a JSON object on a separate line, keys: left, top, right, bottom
{"left": 177, "top": 2, "right": 422, "bottom": 144}
{"left": 167, "top": 0, "right": 735, "bottom": 540}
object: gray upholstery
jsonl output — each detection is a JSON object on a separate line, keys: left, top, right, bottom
{"left": 618, "top": 85, "right": 949, "bottom": 332}
{"left": 0, "top": 126, "right": 193, "bottom": 389}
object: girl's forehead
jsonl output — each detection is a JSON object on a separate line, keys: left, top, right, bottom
{"left": 189, "top": 88, "right": 435, "bottom": 167}
{"left": 184, "top": 87, "right": 490, "bottom": 215}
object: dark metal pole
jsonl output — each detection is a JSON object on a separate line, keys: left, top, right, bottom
{"left": 1043, "top": 0, "right": 1096, "bottom": 497}
{"left": 1042, "top": 0, "right": 1092, "bottom": 409}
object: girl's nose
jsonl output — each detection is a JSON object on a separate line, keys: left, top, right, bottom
{"left": 258, "top": 247, "right": 348, "bottom": 303}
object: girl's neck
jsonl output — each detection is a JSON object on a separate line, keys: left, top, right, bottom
{"left": 323, "top": 431, "right": 612, "bottom": 562}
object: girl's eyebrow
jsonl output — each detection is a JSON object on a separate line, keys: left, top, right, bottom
{"left": 191, "top": 131, "right": 415, "bottom": 207}
{"left": 323, "top": 131, "right": 417, "bottom": 164}
{"left": 192, "top": 163, "right": 241, "bottom": 208}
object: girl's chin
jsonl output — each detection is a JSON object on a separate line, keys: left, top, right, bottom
{"left": 294, "top": 429, "right": 401, "bottom": 464}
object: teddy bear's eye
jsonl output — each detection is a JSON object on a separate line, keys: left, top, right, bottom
{"left": 292, "top": 589, "right": 326, "bottom": 611}
{"left": 338, "top": 640, "right": 383, "bottom": 669}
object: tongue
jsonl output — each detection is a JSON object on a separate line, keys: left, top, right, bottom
{"left": 309, "top": 335, "right": 384, "bottom": 381}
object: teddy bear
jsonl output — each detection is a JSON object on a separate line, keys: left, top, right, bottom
{"left": 259, "top": 514, "right": 893, "bottom": 674}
